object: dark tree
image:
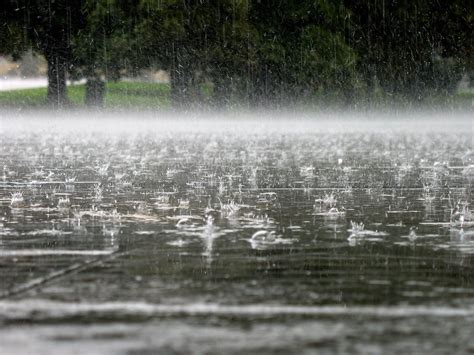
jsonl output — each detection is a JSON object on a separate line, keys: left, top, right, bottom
{"left": 345, "top": 0, "right": 472, "bottom": 104}
{"left": 3, "top": 1, "right": 87, "bottom": 107}
{"left": 247, "top": 0, "right": 357, "bottom": 107}
{"left": 137, "top": 0, "right": 254, "bottom": 109}
{"left": 72, "top": 0, "right": 142, "bottom": 106}
{"left": 2, "top": 0, "right": 471, "bottom": 109}
{"left": 0, "top": 3, "right": 28, "bottom": 59}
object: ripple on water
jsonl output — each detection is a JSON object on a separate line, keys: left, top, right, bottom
{"left": 0, "top": 119, "right": 473, "bottom": 349}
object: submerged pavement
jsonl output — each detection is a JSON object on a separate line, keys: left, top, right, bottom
{"left": 0, "top": 114, "right": 473, "bottom": 354}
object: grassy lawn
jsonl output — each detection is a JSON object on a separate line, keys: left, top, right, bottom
{"left": 0, "top": 80, "right": 472, "bottom": 110}
{"left": 0, "top": 81, "right": 171, "bottom": 109}
{"left": 454, "top": 91, "right": 474, "bottom": 108}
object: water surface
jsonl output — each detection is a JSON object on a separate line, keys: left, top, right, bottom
{"left": 0, "top": 113, "right": 473, "bottom": 354}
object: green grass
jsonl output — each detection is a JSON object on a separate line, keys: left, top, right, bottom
{"left": 0, "top": 81, "right": 171, "bottom": 109}
{"left": 0, "top": 80, "right": 472, "bottom": 110}
{"left": 453, "top": 91, "right": 474, "bottom": 108}
{"left": 0, "top": 86, "right": 52, "bottom": 107}
{"left": 105, "top": 82, "right": 170, "bottom": 108}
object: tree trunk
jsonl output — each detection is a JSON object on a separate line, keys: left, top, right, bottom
{"left": 248, "top": 66, "right": 265, "bottom": 108}
{"left": 365, "top": 64, "right": 375, "bottom": 109}
{"left": 212, "top": 75, "right": 232, "bottom": 109}
{"left": 85, "top": 77, "right": 106, "bottom": 108}
{"left": 170, "top": 67, "right": 191, "bottom": 109}
{"left": 46, "top": 52, "right": 68, "bottom": 107}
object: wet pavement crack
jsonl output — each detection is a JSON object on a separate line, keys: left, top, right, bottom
{"left": 0, "top": 251, "right": 123, "bottom": 300}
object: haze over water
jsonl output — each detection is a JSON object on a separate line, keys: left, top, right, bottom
{"left": 0, "top": 111, "right": 473, "bottom": 354}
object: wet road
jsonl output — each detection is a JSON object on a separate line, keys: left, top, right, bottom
{"left": 0, "top": 113, "right": 473, "bottom": 354}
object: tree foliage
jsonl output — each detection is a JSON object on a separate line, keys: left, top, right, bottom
{"left": 1, "top": 0, "right": 88, "bottom": 106}
{"left": 345, "top": 0, "right": 472, "bottom": 102}
{"left": 1, "top": 0, "right": 471, "bottom": 108}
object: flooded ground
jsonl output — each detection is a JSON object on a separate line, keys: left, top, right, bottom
{"left": 0, "top": 112, "right": 473, "bottom": 354}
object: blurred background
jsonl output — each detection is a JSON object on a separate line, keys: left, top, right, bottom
{"left": 0, "top": 0, "right": 472, "bottom": 110}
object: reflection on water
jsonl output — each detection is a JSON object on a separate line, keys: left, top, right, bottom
{"left": 0, "top": 116, "right": 473, "bottom": 353}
